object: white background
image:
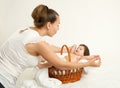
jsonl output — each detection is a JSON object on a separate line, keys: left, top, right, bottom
{"left": 0, "top": 0, "right": 120, "bottom": 88}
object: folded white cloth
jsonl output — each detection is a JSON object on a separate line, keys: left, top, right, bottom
{"left": 35, "top": 68, "right": 62, "bottom": 88}
{"left": 15, "top": 67, "right": 39, "bottom": 88}
{"left": 16, "top": 67, "right": 62, "bottom": 88}
{"left": 19, "top": 80, "right": 39, "bottom": 88}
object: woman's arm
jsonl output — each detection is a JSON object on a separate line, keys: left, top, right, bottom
{"left": 81, "top": 55, "right": 100, "bottom": 60}
{"left": 51, "top": 45, "right": 72, "bottom": 53}
{"left": 33, "top": 41, "right": 101, "bottom": 70}
{"left": 50, "top": 45, "right": 61, "bottom": 53}
{"left": 37, "top": 62, "right": 52, "bottom": 68}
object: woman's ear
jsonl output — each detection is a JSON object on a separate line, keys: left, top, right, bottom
{"left": 46, "top": 22, "right": 51, "bottom": 30}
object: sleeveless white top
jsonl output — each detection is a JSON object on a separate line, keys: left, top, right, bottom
{"left": 0, "top": 28, "right": 43, "bottom": 88}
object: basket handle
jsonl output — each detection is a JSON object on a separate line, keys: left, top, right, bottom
{"left": 60, "top": 45, "right": 71, "bottom": 62}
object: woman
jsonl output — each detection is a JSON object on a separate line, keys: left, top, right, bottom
{"left": 0, "top": 4, "right": 101, "bottom": 88}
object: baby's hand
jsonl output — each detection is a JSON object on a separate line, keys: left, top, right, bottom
{"left": 70, "top": 44, "right": 77, "bottom": 53}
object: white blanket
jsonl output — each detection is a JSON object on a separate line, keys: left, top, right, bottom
{"left": 16, "top": 67, "right": 62, "bottom": 88}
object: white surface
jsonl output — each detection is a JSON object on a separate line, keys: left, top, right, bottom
{"left": 16, "top": 53, "right": 120, "bottom": 88}
{"left": 61, "top": 55, "right": 120, "bottom": 88}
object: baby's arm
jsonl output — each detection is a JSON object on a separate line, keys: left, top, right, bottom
{"left": 70, "top": 44, "right": 77, "bottom": 53}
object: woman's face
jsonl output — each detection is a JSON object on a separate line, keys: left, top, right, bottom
{"left": 47, "top": 16, "right": 60, "bottom": 37}
{"left": 74, "top": 45, "right": 85, "bottom": 56}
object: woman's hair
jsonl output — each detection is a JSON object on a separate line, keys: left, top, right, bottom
{"left": 79, "top": 44, "right": 90, "bottom": 56}
{"left": 32, "top": 4, "right": 59, "bottom": 28}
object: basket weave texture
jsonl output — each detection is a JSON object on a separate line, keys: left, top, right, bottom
{"left": 48, "top": 45, "right": 83, "bottom": 84}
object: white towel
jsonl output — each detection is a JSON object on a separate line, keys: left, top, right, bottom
{"left": 16, "top": 67, "right": 62, "bottom": 88}
{"left": 15, "top": 67, "right": 39, "bottom": 88}
{"left": 35, "top": 68, "right": 62, "bottom": 88}
{"left": 19, "top": 80, "right": 39, "bottom": 88}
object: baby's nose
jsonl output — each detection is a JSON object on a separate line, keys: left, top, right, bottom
{"left": 75, "top": 50, "right": 78, "bottom": 52}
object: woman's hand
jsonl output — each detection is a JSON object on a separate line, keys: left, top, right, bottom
{"left": 87, "top": 57, "right": 101, "bottom": 67}
{"left": 37, "top": 62, "right": 52, "bottom": 69}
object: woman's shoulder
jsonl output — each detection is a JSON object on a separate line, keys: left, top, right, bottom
{"left": 19, "top": 28, "right": 39, "bottom": 36}
{"left": 19, "top": 28, "right": 43, "bottom": 44}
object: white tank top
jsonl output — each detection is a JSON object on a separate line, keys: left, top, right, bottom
{"left": 0, "top": 28, "right": 43, "bottom": 87}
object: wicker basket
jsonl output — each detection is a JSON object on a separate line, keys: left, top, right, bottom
{"left": 48, "top": 45, "right": 83, "bottom": 84}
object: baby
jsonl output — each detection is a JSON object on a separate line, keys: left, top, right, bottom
{"left": 64, "top": 44, "right": 100, "bottom": 63}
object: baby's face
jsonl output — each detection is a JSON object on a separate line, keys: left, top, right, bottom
{"left": 74, "top": 46, "right": 85, "bottom": 56}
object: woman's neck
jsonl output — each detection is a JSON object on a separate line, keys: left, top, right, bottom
{"left": 30, "top": 27, "right": 47, "bottom": 36}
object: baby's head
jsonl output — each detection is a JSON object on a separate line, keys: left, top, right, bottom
{"left": 74, "top": 44, "right": 90, "bottom": 56}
